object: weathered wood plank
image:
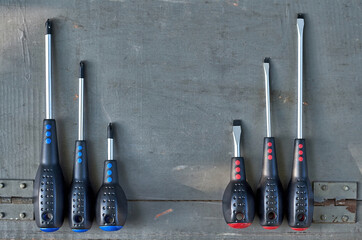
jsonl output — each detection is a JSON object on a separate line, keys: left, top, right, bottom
{"left": 0, "top": 201, "right": 360, "bottom": 239}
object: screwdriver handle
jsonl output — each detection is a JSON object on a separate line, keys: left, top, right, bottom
{"left": 291, "top": 139, "right": 308, "bottom": 178}
{"left": 256, "top": 137, "right": 284, "bottom": 229}
{"left": 261, "top": 138, "right": 278, "bottom": 177}
{"left": 286, "top": 139, "right": 314, "bottom": 230}
{"left": 96, "top": 160, "right": 128, "bottom": 231}
{"left": 33, "top": 119, "right": 65, "bottom": 232}
{"left": 222, "top": 157, "right": 255, "bottom": 228}
{"left": 69, "top": 140, "right": 93, "bottom": 232}
{"left": 102, "top": 160, "right": 119, "bottom": 184}
{"left": 230, "top": 157, "right": 246, "bottom": 181}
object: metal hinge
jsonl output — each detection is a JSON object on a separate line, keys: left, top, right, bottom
{"left": 0, "top": 180, "right": 34, "bottom": 220}
{"left": 313, "top": 181, "right": 357, "bottom": 223}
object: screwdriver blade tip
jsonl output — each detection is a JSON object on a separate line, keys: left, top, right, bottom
{"left": 264, "top": 57, "right": 270, "bottom": 63}
{"left": 107, "top": 123, "right": 113, "bottom": 138}
{"left": 45, "top": 19, "right": 52, "bottom": 34}
{"left": 79, "top": 61, "right": 85, "bottom": 78}
{"left": 297, "top": 13, "right": 304, "bottom": 19}
{"left": 232, "top": 120, "right": 242, "bottom": 126}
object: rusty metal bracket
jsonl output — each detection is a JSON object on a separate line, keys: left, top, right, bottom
{"left": 0, "top": 179, "right": 34, "bottom": 220}
{"left": 313, "top": 181, "right": 357, "bottom": 223}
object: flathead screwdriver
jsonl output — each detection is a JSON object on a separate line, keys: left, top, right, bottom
{"left": 222, "top": 120, "right": 255, "bottom": 228}
{"left": 68, "top": 62, "right": 94, "bottom": 232}
{"left": 96, "top": 123, "right": 128, "bottom": 231}
{"left": 256, "top": 58, "right": 284, "bottom": 229}
{"left": 33, "top": 19, "right": 65, "bottom": 232}
{"left": 286, "top": 14, "right": 314, "bottom": 231}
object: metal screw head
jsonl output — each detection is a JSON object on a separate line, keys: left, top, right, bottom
{"left": 0, "top": 212, "right": 4, "bottom": 218}
{"left": 341, "top": 215, "right": 349, "bottom": 222}
{"left": 19, "top": 212, "right": 26, "bottom": 219}
{"left": 320, "top": 215, "right": 327, "bottom": 221}
{"left": 321, "top": 185, "right": 328, "bottom": 191}
{"left": 19, "top": 183, "right": 26, "bottom": 189}
{"left": 0, "top": 183, "right": 4, "bottom": 189}
{"left": 343, "top": 185, "right": 350, "bottom": 191}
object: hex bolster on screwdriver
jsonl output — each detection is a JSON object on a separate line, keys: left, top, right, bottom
{"left": 222, "top": 120, "right": 255, "bottom": 229}
{"left": 33, "top": 19, "right": 65, "bottom": 232}
{"left": 286, "top": 14, "right": 314, "bottom": 231}
{"left": 256, "top": 58, "right": 284, "bottom": 229}
{"left": 96, "top": 123, "right": 128, "bottom": 231}
{"left": 69, "top": 62, "right": 94, "bottom": 232}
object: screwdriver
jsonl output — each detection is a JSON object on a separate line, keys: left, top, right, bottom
{"left": 95, "top": 123, "right": 128, "bottom": 231}
{"left": 222, "top": 120, "right": 255, "bottom": 228}
{"left": 33, "top": 19, "right": 65, "bottom": 232}
{"left": 68, "top": 62, "right": 94, "bottom": 232}
{"left": 286, "top": 14, "right": 314, "bottom": 231}
{"left": 256, "top": 58, "right": 284, "bottom": 229}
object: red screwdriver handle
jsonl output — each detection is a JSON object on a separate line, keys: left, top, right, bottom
{"left": 256, "top": 137, "right": 284, "bottom": 229}
{"left": 222, "top": 157, "right": 255, "bottom": 229}
{"left": 230, "top": 157, "right": 246, "bottom": 181}
{"left": 286, "top": 139, "right": 314, "bottom": 230}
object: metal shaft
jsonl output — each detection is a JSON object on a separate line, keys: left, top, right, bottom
{"left": 78, "top": 77, "right": 84, "bottom": 140}
{"left": 232, "top": 122, "right": 242, "bottom": 158}
{"left": 45, "top": 33, "right": 52, "bottom": 119}
{"left": 108, "top": 139, "right": 113, "bottom": 160}
{"left": 263, "top": 60, "right": 271, "bottom": 137}
{"left": 107, "top": 123, "right": 114, "bottom": 160}
{"left": 297, "top": 17, "right": 304, "bottom": 139}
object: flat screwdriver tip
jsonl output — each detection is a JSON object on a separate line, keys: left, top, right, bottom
{"left": 264, "top": 57, "right": 270, "bottom": 63}
{"left": 297, "top": 13, "right": 304, "bottom": 19}
{"left": 233, "top": 120, "right": 242, "bottom": 126}
{"left": 45, "top": 19, "right": 52, "bottom": 34}
{"left": 80, "top": 61, "right": 85, "bottom": 78}
{"left": 107, "top": 123, "right": 113, "bottom": 139}
{"left": 232, "top": 120, "right": 242, "bottom": 157}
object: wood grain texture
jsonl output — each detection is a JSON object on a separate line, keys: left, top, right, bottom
{"left": 0, "top": 0, "right": 361, "bottom": 238}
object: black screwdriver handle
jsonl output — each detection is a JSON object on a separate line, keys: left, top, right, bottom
{"left": 33, "top": 119, "right": 65, "bottom": 232}
{"left": 69, "top": 140, "right": 93, "bottom": 232}
{"left": 286, "top": 139, "right": 314, "bottom": 230}
{"left": 230, "top": 157, "right": 246, "bottom": 181}
{"left": 222, "top": 157, "right": 255, "bottom": 229}
{"left": 96, "top": 160, "right": 128, "bottom": 231}
{"left": 256, "top": 137, "right": 284, "bottom": 229}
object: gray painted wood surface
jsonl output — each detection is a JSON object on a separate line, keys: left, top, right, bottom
{"left": 0, "top": 0, "right": 361, "bottom": 239}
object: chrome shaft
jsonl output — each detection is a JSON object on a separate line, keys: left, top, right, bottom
{"left": 263, "top": 61, "right": 271, "bottom": 137}
{"left": 45, "top": 34, "right": 52, "bottom": 119}
{"left": 108, "top": 138, "right": 113, "bottom": 160}
{"left": 232, "top": 125, "right": 241, "bottom": 158}
{"left": 78, "top": 77, "right": 84, "bottom": 140}
{"left": 297, "top": 17, "right": 304, "bottom": 139}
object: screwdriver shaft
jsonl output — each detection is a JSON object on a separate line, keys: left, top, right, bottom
{"left": 45, "top": 32, "right": 52, "bottom": 119}
{"left": 107, "top": 123, "right": 114, "bottom": 160}
{"left": 263, "top": 60, "right": 271, "bottom": 137}
{"left": 232, "top": 123, "right": 241, "bottom": 158}
{"left": 297, "top": 17, "right": 304, "bottom": 139}
{"left": 108, "top": 139, "right": 113, "bottom": 160}
{"left": 78, "top": 76, "right": 84, "bottom": 140}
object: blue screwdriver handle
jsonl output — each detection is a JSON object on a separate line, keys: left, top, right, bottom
{"left": 69, "top": 140, "right": 94, "bottom": 232}
{"left": 33, "top": 119, "right": 65, "bottom": 232}
{"left": 96, "top": 160, "right": 128, "bottom": 231}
